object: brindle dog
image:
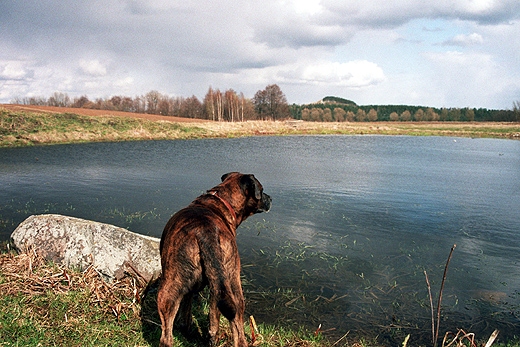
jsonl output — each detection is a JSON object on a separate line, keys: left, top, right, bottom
{"left": 157, "top": 172, "right": 271, "bottom": 347}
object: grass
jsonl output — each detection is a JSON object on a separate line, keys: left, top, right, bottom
{"left": 0, "top": 108, "right": 207, "bottom": 147}
{"left": 0, "top": 244, "right": 333, "bottom": 347}
{"left": 1, "top": 107, "right": 520, "bottom": 147}
{"left": 2, "top": 242, "right": 517, "bottom": 347}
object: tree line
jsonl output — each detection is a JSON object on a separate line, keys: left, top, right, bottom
{"left": 290, "top": 103, "right": 520, "bottom": 122}
{"left": 11, "top": 84, "right": 291, "bottom": 121}
{"left": 10, "top": 88, "right": 519, "bottom": 122}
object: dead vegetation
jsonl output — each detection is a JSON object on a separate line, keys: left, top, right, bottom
{"left": 0, "top": 245, "right": 329, "bottom": 346}
{"left": 0, "top": 245, "right": 142, "bottom": 321}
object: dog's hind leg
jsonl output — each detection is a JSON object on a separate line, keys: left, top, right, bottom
{"left": 228, "top": 286, "right": 247, "bottom": 347}
{"left": 208, "top": 292, "right": 221, "bottom": 347}
{"left": 157, "top": 282, "right": 182, "bottom": 347}
{"left": 217, "top": 280, "right": 247, "bottom": 347}
{"left": 175, "top": 292, "right": 194, "bottom": 334}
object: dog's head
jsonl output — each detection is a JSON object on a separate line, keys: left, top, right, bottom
{"left": 220, "top": 172, "right": 271, "bottom": 219}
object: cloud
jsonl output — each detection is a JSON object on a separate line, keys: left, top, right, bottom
{"left": 319, "top": 0, "right": 520, "bottom": 26}
{"left": 0, "top": 61, "right": 33, "bottom": 80}
{"left": 79, "top": 60, "right": 107, "bottom": 77}
{"left": 0, "top": 0, "right": 519, "bottom": 108}
{"left": 423, "top": 50, "right": 518, "bottom": 107}
{"left": 442, "top": 33, "right": 484, "bottom": 46}
{"left": 284, "top": 60, "right": 386, "bottom": 88}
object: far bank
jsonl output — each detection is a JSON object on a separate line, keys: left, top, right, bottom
{"left": 1, "top": 106, "right": 519, "bottom": 148}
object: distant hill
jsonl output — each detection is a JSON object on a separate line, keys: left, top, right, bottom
{"left": 321, "top": 96, "right": 357, "bottom": 106}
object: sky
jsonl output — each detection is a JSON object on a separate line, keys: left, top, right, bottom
{"left": 1, "top": 0, "right": 520, "bottom": 109}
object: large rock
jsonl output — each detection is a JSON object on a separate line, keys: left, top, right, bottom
{"left": 11, "top": 214, "right": 161, "bottom": 282}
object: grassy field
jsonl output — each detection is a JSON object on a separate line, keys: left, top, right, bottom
{"left": 1, "top": 106, "right": 519, "bottom": 147}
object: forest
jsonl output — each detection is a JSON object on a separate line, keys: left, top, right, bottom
{"left": 10, "top": 85, "right": 520, "bottom": 123}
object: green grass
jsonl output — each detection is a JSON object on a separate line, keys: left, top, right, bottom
{"left": 0, "top": 290, "right": 145, "bottom": 346}
{"left": 0, "top": 247, "right": 332, "bottom": 347}
{"left": 0, "top": 108, "right": 207, "bottom": 147}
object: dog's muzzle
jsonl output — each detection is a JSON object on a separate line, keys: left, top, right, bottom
{"left": 259, "top": 193, "right": 272, "bottom": 213}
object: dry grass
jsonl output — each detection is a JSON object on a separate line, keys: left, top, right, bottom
{"left": 0, "top": 246, "right": 331, "bottom": 346}
{"left": 1, "top": 105, "right": 519, "bottom": 148}
{"left": 0, "top": 247, "right": 141, "bottom": 319}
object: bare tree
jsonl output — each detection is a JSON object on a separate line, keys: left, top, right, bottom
{"left": 322, "top": 108, "right": 333, "bottom": 122}
{"left": 425, "top": 108, "right": 439, "bottom": 121}
{"left": 215, "top": 89, "right": 223, "bottom": 121}
{"left": 224, "top": 89, "right": 240, "bottom": 122}
{"left": 73, "top": 95, "right": 91, "bottom": 108}
{"left": 135, "top": 95, "right": 147, "bottom": 113}
{"left": 310, "top": 108, "right": 322, "bottom": 121}
{"left": 253, "top": 84, "right": 290, "bottom": 120}
{"left": 355, "top": 109, "right": 367, "bottom": 122}
{"left": 48, "top": 92, "right": 71, "bottom": 107}
{"left": 145, "top": 90, "right": 161, "bottom": 114}
{"left": 367, "top": 108, "right": 378, "bottom": 121}
{"left": 239, "top": 92, "right": 245, "bottom": 122}
{"left": 179, "top": 95, "right": 203, "bottom": 118}
{"left": 203, "top": 87, "right": 216, "bottom": 120}
{"left": 158, "top": 96, "right": 171, "bottom": 115}
{"left": 400, "top": 110, "right": 411, "bottom": 121}
{"left": 301, "top": 108, "right": 311, "bottom": 121}
{"left": 333, "top": 107, "right": 346, "bottom": 122}
{"left": 414, "top": 109, "right": 424, "bottom": 121}
{"left": 389, "top": 112, "right": 399, "bottom": 121}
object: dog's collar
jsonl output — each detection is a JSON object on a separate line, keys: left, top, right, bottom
{"left": 208, "top": 190, "right": 237, "bottom": 224}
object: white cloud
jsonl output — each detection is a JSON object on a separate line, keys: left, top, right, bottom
{"left": 0, "top": 61, "right": 32, "bottom": 80}
{"left": 442, "top": 33, "right": 484, "bottom": 46}
{"left": 291, "top": 0, "right": 323, "bottom": 15}
{"left": 79, "top": 59, "right": 107, "bottom": 77}
{"left": 422, "top": 50, "right": 518, "bottom": 107}
{"left": 296, "top": 61, "right": 386, "bottom": 88}
{"left": 114, "top": 77, "right": 134, "bottom": 88}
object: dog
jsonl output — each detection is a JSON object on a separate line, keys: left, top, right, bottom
{"left": 157, "top": 172, "right": 272, "bottom": 347}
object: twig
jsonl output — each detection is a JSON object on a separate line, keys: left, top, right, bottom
{"left": 484, "top": 329, "right": 499, "bottom": 347}
{"left": 424, "top": 270, "right": 435, "bottom": 346}
{"left": 434, "top": 244, "right": 456, "bottom": 347}
{"left": 331, "top": 330, "right": 349, "bottom": 346}
{"left": 402, "top": 334, "right": 410, "bottom": 347}
{"left": 249, "top": 315, "right": 258, "bottom": 343}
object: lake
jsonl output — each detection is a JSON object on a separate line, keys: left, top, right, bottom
{"left": 1, "top": 135, "right": 519, "bottom": 345}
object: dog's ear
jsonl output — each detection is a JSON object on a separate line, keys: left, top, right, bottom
{"left": 240, "top": 174, "right": 262, "bottom": 200}
{"left": 221, "top": 172, "right": 237, "bottom": 182}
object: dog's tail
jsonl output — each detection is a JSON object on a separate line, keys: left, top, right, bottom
{"left": 198, "top": 230, "right": 240, "bottom": 320}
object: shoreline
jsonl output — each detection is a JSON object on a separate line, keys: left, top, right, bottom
{"left": 1, "top": 105, "right": 520, "bottom": 148}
